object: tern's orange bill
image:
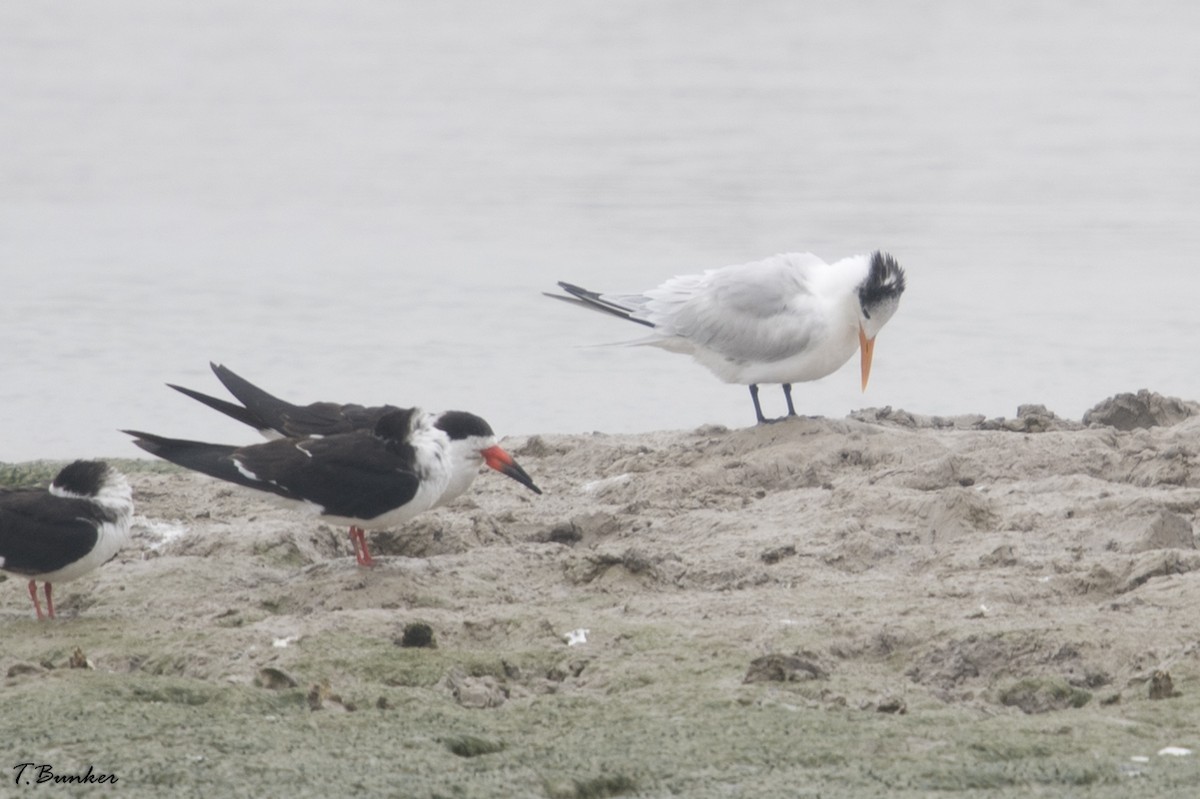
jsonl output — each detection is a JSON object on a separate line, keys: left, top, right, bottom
{"left": 858, "top": 325, "right": 875, "bottom": 392}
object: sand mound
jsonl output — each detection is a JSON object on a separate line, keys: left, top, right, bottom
{"left": 4, "top": 392, "right": 1200, "bottom": 796}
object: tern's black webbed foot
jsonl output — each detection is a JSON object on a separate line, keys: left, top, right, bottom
{"left": 750, "top": 383, "right": 801, "bottom": 424}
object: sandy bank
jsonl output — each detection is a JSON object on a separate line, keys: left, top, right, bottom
{"left": 3, "top": 391, "right": 1200, "bottom": 797}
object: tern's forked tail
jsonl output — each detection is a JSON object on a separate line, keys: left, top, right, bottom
{"left": 544, "top": 282, "right": 656, "bottom": 329}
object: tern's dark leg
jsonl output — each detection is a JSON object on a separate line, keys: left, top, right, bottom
{"left": 44, "top": 583, "right": 56, "bottom": 619}
{"left": 749, "top": 384, "right": 768, "bottom": 424}
{"left": 782, "top": 384, "right": 797, "bottom": 417}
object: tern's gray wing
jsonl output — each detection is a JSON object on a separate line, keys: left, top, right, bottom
{"left": 632, "top": 253, "right": 830, "bottom": 363}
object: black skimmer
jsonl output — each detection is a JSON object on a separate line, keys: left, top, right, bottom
{"left": 0, "top": 460, "right": 134, "bottom": 620}
{"left": 124, "top": 408, "right": 540, "bottom": 567}
{"left": 547, "top": 251, "right": 907, "bottom": 424}
{"left": 167, "top": 363, "right": 399, "bottom": 440}
{"left": 165, "top": 364, "right": 538, "bottom": 558}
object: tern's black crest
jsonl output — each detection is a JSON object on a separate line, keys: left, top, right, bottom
{"left": 50, "top": 460, "right": 110, "bottom": 498}
{"left": 435, "top": 411, "right": 495, "bottom": 442}
{"left": 858, "top": 251, "right": 906, "bottom": 316}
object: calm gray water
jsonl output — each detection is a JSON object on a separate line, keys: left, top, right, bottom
{"left": 3, "top": 2, "right": 1199, "bottom": 461}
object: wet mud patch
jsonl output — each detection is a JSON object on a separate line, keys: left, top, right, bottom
{"left": 906, "top": 632, "right": 1110, "bottom": 703}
